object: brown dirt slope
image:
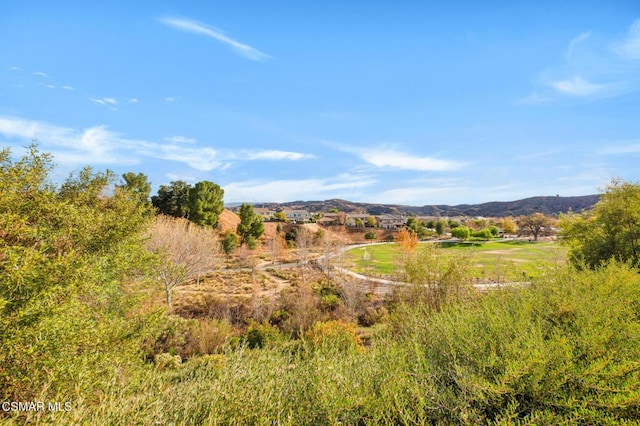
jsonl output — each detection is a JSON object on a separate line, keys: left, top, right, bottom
{"left": 218, "top": 209, "right": 240, "bottom": 233}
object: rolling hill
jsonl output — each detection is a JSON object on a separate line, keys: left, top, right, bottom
{"left": 248, "top": 194, "right": 600, "bottom": 217}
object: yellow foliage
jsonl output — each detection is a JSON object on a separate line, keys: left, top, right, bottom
{"left": 395, "top": 228, "right": 418, "bottom": 253}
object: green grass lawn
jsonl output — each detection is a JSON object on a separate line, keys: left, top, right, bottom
{"left": 345, "top": 240, "right": 566, "bottom": 281}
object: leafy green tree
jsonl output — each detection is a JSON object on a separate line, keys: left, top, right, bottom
{"left": 237, "top": 203, "right": 265, "bottom": 247}
{"left": 407, "top": 217, "right": 431, "bottom": 239}
{"left": 118, "top": 171, "right": 151, "bottom": 206}
{"left": 451, "top": 225, "right": 471, "bottom": 240}
{"left": 406, "top": 217, "right": 419, "bottom": 229}
{"left": 489, "top": 225, "right": 500, "bottom": 236}
{"left": 221, "top": 230, "right": 239, "bottom": 258}
{"left": 560, "top": 179, "right": 640, "bottom": 269}
{"left": 152, "top": 180, "right": 191, "bottom": 218}
{"left": 0, "top": 146, "right": 157, "bottom": 402}
{"left": 188, "top": 180, "right": 224, "bottom": 228}
{"left": 435, "top": 219, "right": 446, "bottom": 236}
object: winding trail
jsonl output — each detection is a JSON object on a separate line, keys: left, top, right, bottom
{"left": 317, "top": 239, "right": 530, "bottom": 292}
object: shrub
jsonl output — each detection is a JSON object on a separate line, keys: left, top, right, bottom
{"left": 451, "top": 225, "right": 471, "bottom": 240}
{"left": 243, "top": 322, "right": 283, "bottom": 349}
{"left": 364, "top": 231, "right": 377, "bottom": 240}
{"left": 471, "top": 228, "right": 493, "bottom": 239}
{"left": 0, "top": 147, "right": 159, "bottom": 402}
{"left": 304, "top": 320, "right": 361, "bottom": 351}
{"left": 154, "top": 353, "right": 182, "bottom": 371}
{"left": 320, "top": 294, "right": 342, "bottom": 311}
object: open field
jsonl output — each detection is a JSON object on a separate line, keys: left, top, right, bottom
{"left": 345, "top": 240, "right": 566, "bottom": 281}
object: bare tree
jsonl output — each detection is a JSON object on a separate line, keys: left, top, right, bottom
{"left": 320, "top": 238, "right": 344, "bottom": 283}
{"left": 296, "top": 227, "right": 313, "bottom": 286}
{"left": 266, "top": 235, "right": 286, "bottom": 265}
{"left": 147, "top": 215, "right": 222, "bottom": 309}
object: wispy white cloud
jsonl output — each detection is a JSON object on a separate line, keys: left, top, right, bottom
{"left": 239, "top": 150, "right": 316, "bottom": 161}
{"left": 142, "top": 144, "right": 221, "bottom": 171}
{"left": 165, "top": 135, "right": 196, "bottom": 144}
{"left": 524, "top": 19, "right": 640, "bottom": 102}
{"left": 0, "top": 116, "right": 316, "bottom": 172}
{"left": 33, "top": 71, "right": 48, "bottom": 77}
{"left": 362, "top": 150, "right": 462, "bottom": 172}
{"left": 166, "top": 173, "right": 197, "bottom": 182}
{"left": 342, "top": 144, "right": 463, "bottom": 172}
{"left": 159, "top": 17, "right": 271, "bottom": 62}
{"left": 550, "top": 76, "right": 608, "bottom": 96}
{"left": 567, "top": 31, "right": 591, "bottom": 59}
{"left": 8, "top": 66, "right": 22, "bottom": 71}
{"left": 370, "top": 185, "right": 467, "bottom": 206}
{"left": 129, "top": 98, "right": 139, "bottom": 103}
{"left": 62, "top": 85, "right": 75, "bottom": 91}
{"left": 45, "top": 84, "right": 55, "bottom": 89}
{"left": 0, "top": 116, "right": 136, "bottom": 165}
{"left": 613, "top": 19, "right": 640, "bottom": 60}
{"left": 223, "top": 174, "right": 376, "bottom": 203}
{"left": 90, "top": 97, "right": 118, "bottom": 106}
{"left": 600, "top": 140, "right": 640, "bottom": 155}
{"left": 165, "top": 96, "right": 176, "bottom": 102}
{"left": 516, "top": 91, "right": 553, "bottom": 104}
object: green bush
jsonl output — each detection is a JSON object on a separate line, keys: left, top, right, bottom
{"left": 471, "top": 228, "right": 493, "bottom": 239}
{"left": 243, "top": 321, "right": 283, "bottom": 349}
{"left": 0, "top": 147, "right": 160, "bottom": 403}
{"left": 304, "top": 320, "right": 361, "bottom": 352}
{"left": 451, "top": 225, "right": 471, "bottom": 239}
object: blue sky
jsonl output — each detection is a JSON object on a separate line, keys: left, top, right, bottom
{"left": 1, "top": 1, "right": 639, "bottom": 205}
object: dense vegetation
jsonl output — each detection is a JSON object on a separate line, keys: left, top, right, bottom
{"left": 1, "top": 148, "right": 639, "bottom": 424}
{"left": 0, "top": 147, "right": 161, "bottom": 405}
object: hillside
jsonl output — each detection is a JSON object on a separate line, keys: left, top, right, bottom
{"left": 250, "top": 194, "right": 600, "bottom": 217}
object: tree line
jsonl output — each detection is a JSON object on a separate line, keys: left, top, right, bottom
{"left": 120, "top": 174, "right": 264, "bottom": 250}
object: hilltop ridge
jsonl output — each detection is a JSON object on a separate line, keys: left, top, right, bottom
{"left": 246, "top": 194, "right": 600, "bottom": 217}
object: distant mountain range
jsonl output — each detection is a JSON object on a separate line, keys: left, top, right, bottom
{"left": 245, "top": 195, "right": 600, "bottom": 217}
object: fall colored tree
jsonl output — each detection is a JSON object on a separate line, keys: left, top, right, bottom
{"left": 518, "top": 212, "right": 550, "bottom": 241}
{"left": 396, "top": 228, "right": 419, "bottom": 253}
{"left": 499, "top": 216, "right": 518, "bottom": 234}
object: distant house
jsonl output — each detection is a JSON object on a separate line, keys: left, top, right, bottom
{"left": 283, "top": 209, "right": 312, "bottom": 223}
{"left": 377, "top": 215, "right": 407, "bottom": 230}
{"left": 317, "top": 212, "right": 342, "bottom": 227}
{"left": 253, "top": 207, "right": 275, "bottom": 221}
{"left": 345, "top": 214, "right": 371, "bottom": 228}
